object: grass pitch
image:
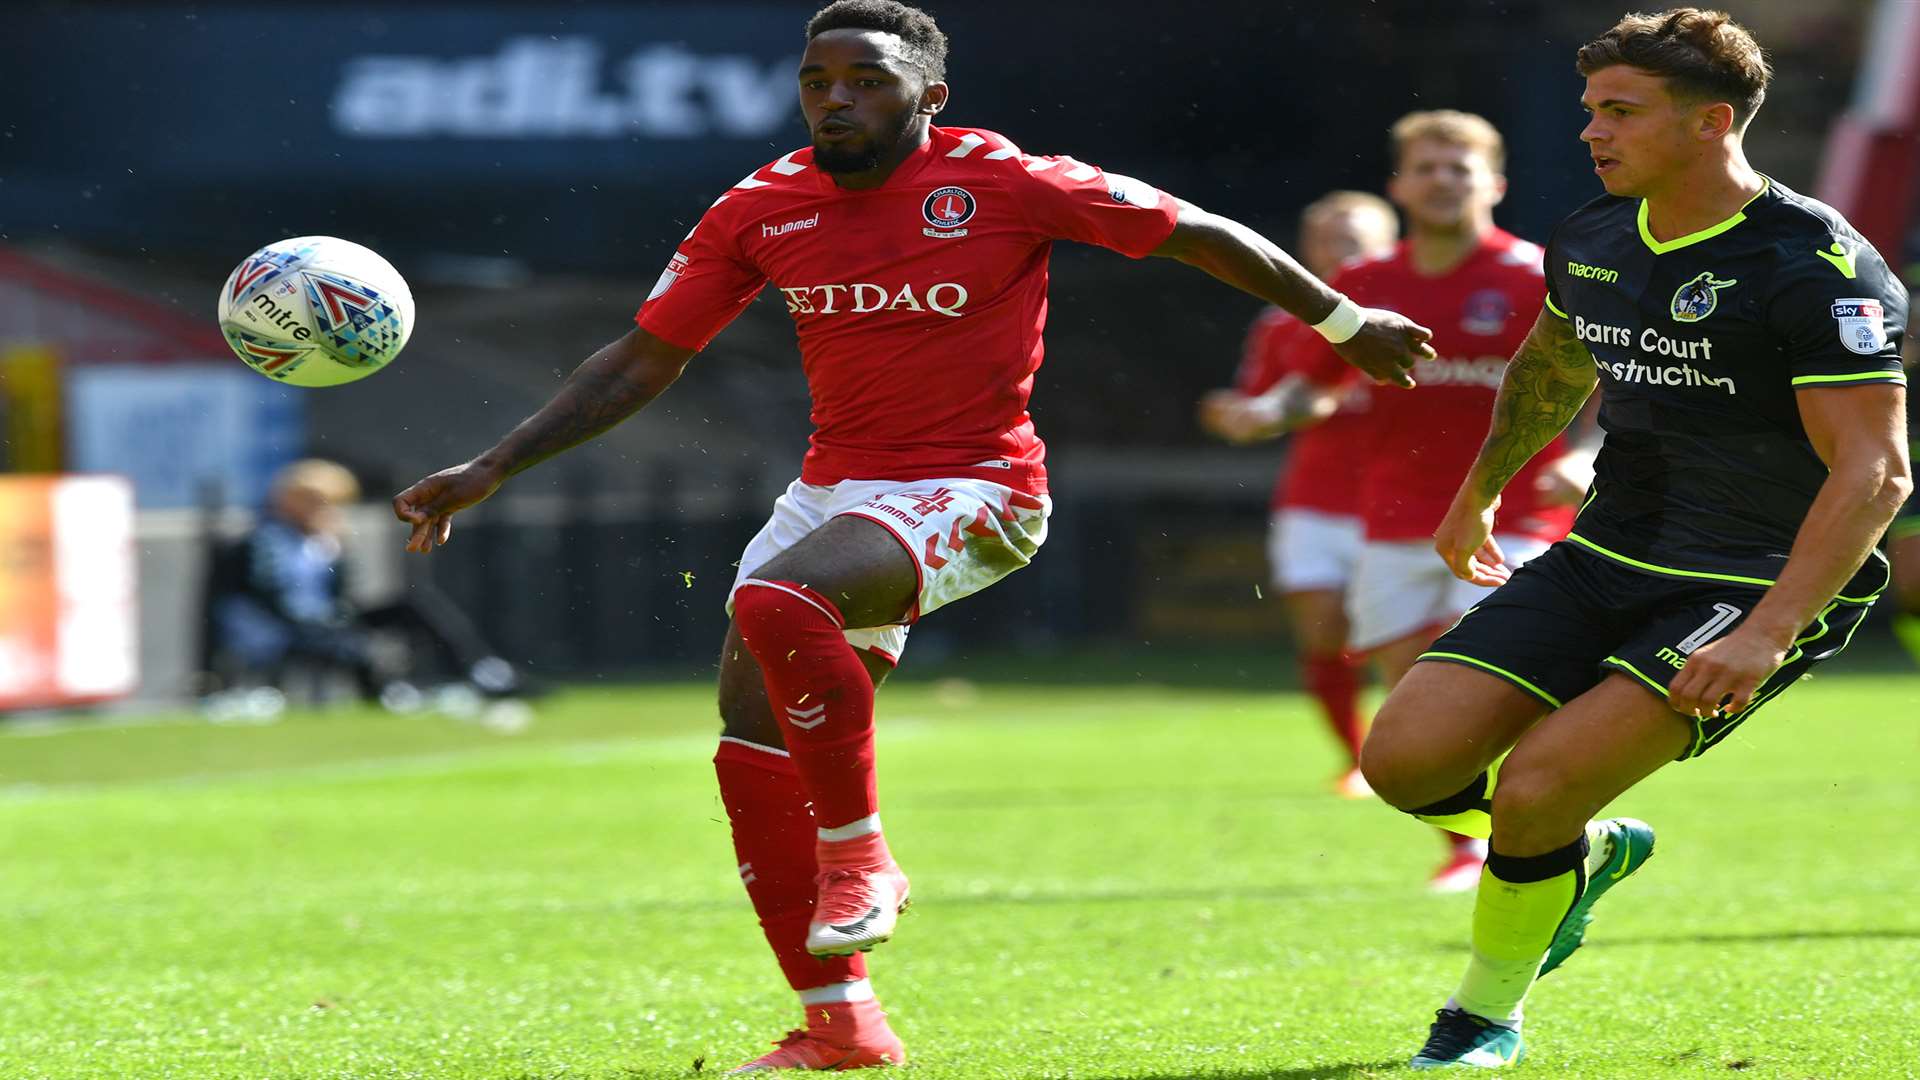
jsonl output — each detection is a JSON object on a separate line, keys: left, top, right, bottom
{"left": 2, "top": 658, "right": 1918, "bottom": 1078}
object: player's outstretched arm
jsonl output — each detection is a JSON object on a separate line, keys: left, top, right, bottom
{"left": 1198, "top": 376, "right": 1343, "bottom": 445}
{"left": 1152, "top": 202, "right": 1435, "bottom": 387}
{"left": 1434, "top": 309, "right": 1598, "bottom": 585}
{"left": 392, "top": 327, "right": 696, "bottom": 552}
{"left": 1670, "top": 384, "right": 1912, "bottom": 717}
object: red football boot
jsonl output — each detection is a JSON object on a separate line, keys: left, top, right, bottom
{"left": 1428, "top": 848, "right": 1487, "bottom": 894}
{"left": 806, "top": 834, "right": 911, "bottom": 957}
{"left": 727, "top": 1000, "right": 907, "bottom": 1073}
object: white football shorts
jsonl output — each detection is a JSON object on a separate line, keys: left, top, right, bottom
{"left": 1346, "top": 534, "right": 1553, "bottom": 653}
{"left": 730, "top": 476, "right": 1051, "bottom": 663}
{"left": 1267, "top": 508, "right": 1364, "bottom": 593}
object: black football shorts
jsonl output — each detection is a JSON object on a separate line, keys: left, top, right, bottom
{"left": 1420, "top": 541, "right": 1877, "bottom": 758}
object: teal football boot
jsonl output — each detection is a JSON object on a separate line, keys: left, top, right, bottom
{"left": 1539, "top": 817, "right": 1655, "bottom": 977}
{"left": 1409, "top": 1008, "right": 1524, "bottom": 1070}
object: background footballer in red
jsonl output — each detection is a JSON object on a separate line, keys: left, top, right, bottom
{"left": 1199, "top": 191, "right": 1400, "bottom": 800}
{"left": 1204, "top": 112, "right": 1585, "bottom": 893}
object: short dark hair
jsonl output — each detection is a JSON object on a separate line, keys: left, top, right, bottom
{"left": 806, "top": 0, "right": 949, "bottom": 83}
{"left": 1576, "top": 8, "right": 1772, "bottom": 129}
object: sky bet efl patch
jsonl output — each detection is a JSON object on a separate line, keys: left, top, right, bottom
{"left": 1830, "top": 298, "right": 1888, "bottom": 354}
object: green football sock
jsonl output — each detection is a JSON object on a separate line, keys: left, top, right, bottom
{"left": 1451, "top": 838, "right": 1588, "bottom": 1026}
{"left": 1893, "top": 613, "right": 1920, "bottom": 669}
{"left": 1407, "top": 757, "right": 1504, "bottom": 839}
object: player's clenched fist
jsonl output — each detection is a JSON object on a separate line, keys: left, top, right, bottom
{"left": 1333, "top": 308, "right": 1436, "bottom": 388}
{"left": 392, "top": 461, "right": 505, "bottom": 553}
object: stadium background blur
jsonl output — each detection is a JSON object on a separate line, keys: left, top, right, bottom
{"left": 1, "top": 0, "right": 1914, "bottom": 704}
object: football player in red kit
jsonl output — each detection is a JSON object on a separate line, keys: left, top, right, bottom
{"left": 392, "top": 1, "right": 1433, "bottom": 1071}
{"left": 1219, "top": 112, "right": 1581, "bottom": 892}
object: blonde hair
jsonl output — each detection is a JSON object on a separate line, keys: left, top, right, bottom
{"left": 271, "top": 458, "right": 360, "bottom": 505}
{"left": 1301, "top": 190, "right": 1398, "bottom": 235}
{"left": 1389, "top": 110, "right": 1506, "bottom": 173}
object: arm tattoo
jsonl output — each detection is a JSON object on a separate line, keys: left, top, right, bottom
{"left": 1473, "top": 311, "right": 1599, "bottom": 500}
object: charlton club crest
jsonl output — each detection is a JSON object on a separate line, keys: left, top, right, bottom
{"left": 922, "top": 186, "right": 976, "bottom": 239}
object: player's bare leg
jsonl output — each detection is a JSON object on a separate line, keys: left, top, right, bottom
{"left": 716, "top": 623, "right": 907, "bottom": 1073}
{"left": 1282, "top": 587, "right": 1367, "bottom": 795}
{"left": 731, "top": 514, "right": 919, "bottom": 961}
{"left": 1364, "top": 658, "right": 1544, "bottom": 817}
{"left": 1406, "top": 675, "right": 1682, "bottom": 1068}
{"left": 1367, "top": 632, "right": 1514, "bottom": 889}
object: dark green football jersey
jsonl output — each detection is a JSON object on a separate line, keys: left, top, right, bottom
{"left": 1544, "top": 177, "right": 1909, "bottom": 599}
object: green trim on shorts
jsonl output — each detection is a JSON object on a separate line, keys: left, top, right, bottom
{"left": 1603, "top": 655, "right": 1670, "bottom": 699}
{"left": 1790, "top": 371, "right": 1907, "bottom": 387}
{"left": 1601, "top": 655, "right": 1706, "bottom": 757}
{"left": 1565, "top": 532, "right": 1889, "bottom": 604}
{"left": 1418, "top": 651, "right": 1565, "bottom": 709}
{"left": 1609, "top": 599, "right": 1857, "bottom": 758}
{"left": 1890, "top": 516, "right": 1920, "bottom": 542}
{"left": 1566, "top": 533, "right": 1776, "bottom": 587}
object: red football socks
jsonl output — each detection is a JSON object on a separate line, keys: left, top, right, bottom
{"left": 732, "top": 579, "right": 880, "bottom": 833}
{"left": 714, "top": 738, "right": 868, "bottom": 991}
{"left": 1301, "top": 652, "right": 1365, "bottom": 763}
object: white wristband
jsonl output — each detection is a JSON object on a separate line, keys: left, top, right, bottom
{"left": 1311, "top": 296, "right": 1365, "bottom": 344}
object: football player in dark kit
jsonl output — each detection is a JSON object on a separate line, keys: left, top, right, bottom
{"left": 1356, "top": 9, "right": 1910, "bottom": 1070}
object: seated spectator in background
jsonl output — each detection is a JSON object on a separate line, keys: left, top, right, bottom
{"left": 210, "top": 458, "right": 523, "bottom": 709}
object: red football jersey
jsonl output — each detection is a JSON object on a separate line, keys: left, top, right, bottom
{"left": 635, "top": 126, "right": 1180, "bottom": 495}
{"left": 1233, "top": 308, "right": 1369, "bottom": 516}
{"left": 1297, "top": 229, "right": 1575, "bottom": 543}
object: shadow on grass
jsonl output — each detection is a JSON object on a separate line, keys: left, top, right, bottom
{"left": 1114, "top": 1061, "right": 1402, "bottom": 1079}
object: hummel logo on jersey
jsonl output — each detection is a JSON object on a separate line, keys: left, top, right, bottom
{"left": 902, "top": 487, "right": 957, "bottom": 515}
{"left": 1815, "top": 240, "right": 1858, "bottom": 279}
{"left": 1670, "top": 271, "right": 1738, "bottom": 322}
{"left": 762, "top": 213, "right": 820, "bottom": 238}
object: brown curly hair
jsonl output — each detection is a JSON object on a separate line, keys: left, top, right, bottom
{"left": 1576, "top": 9, "right": 1772, "bottom": 129}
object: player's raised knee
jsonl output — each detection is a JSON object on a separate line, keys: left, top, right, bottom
{"left": 733, "top": 578, "right": 846, "bottom": 640}
{"left": 1357, "top": 723, "right": 1429, "bottom": 811}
